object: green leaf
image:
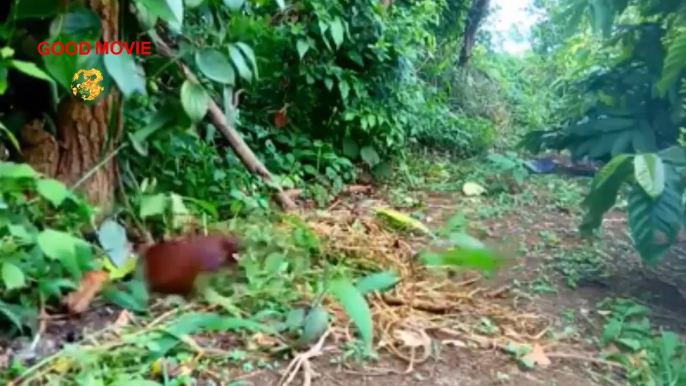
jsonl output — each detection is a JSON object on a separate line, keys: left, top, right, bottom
{"left": 9, "top": 225, "right": 34, "bottom": 244}
{"left": 36, "top": 179, "right": 70, "bottom": 207}
{"left": 285, "top": 308, "right": 306, "bottom": 332}
{"left": 0, "top": 162, "right": 38, "bottom": 178}
{"left": 223, "top": 0, "right": 245, "bottom": 10}
{"left": 37, "top": 230, "right": 84, "bottom": 277}
{"left": 138, "top": 0, "right": 183, "bottom": 25}
{"left": 329, "top": 17, "right": 344, "bottom": 48}
{"left": 375, "top": 207, "right": 433, "bottom": 237}
{"left": 235, "top": 42, "right": 259, "bottom": 80}
{"left": 186, "top": 0, "right": 205, "bottom": 8}
{"left": 602, "top": 318, "right": 622, "bottom": 345}
{"left": 329, "top": 278, "right": 372, "bottom": 348}
{"left": 356, "top": 271, "right": 399, "bottom": 295}
{"left": 656, "top": 30, "right": 686, "bottom": 97}
{"left": 296, "top": 39, "right": 310, "bottom": 59}
{"left": 180, "top": 80, "right": 210, "bottom": 122}
{"left": 0, "top": 300, "right": 24, "bottom": 331}
{"left": 371, "top": 161, "right": 393, "bottom": 180}
{"left": 49, "top": 8, "right": 102, "bottom": 41}
{"left": 98, "top": 219, "right": 131, "bottom": 268}
{"left": 139, "top": 193, "right": 168, "bottom": 218}
{"left": 9, "top": 60, "right": 54, "bottom": 83}
{"left": 298, "top": 305, "right": 329, "bottom": 346}
{"left": 228, "top": 45, "right": 252, "bottom": 82}
{"left": 342, "top": 137, "right": 359, "bottom": 159}
{"left": 360, "top": 146, "right": 380, "bottom": 167}
{"left": 627, "top": 166, "right": 683, "bottom": 264}
{"left": 419, "top": 247, "right": 504, "bottom": 273}
{"left": 103, "top": 53, "right": 146, "bottom": 98}
{"left": 275, "top": 0, "right": 286, "bottom": 10}
{"left": 634, "top": 154, "right": 665, "bottom": 199}
{"left": 195, "top": 49, "right": 235, "bottom": 84}
{"left": 11, "top": 0, "right": 60, "bottom": 19}
{"left": 2, "top": 263, "right": 26, "bottom": 290}
{"left": 338, "top": 79, "right": 350, "bottom": 100}
{"left": 580, "top": 154, "right": 634, "bottom": 235}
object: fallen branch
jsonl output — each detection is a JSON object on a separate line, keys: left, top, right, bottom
{"left": 148, "top": 32, "right": 297, "bottom": 212}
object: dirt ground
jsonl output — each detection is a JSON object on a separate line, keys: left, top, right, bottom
{"left": 4, "top": 176, "right": 686, "bottom": 386}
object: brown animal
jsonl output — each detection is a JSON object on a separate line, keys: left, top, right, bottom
{"left": 141, "top": 233, "right": 241, "bottom": 296}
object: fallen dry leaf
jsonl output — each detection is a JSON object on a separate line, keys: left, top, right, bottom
{"left": 64, "top": 270, "right": 109, "bottom": 314}
{"left": 522, "top": 344, "right": 551, "bottom": 368}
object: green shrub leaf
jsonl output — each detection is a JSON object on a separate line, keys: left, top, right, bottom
{"left": 329, "top": 278, "right": 373, "bottom": 348}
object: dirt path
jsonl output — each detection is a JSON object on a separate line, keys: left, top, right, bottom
{"left": 5, "top": 173, "right": 685, "bottom": 385}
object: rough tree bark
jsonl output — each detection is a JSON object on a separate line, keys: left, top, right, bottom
{"left": 21, "top": 0, "right": 119, "bottom": 216}
{"left": 458, "top": 0, "right": 491, "bottom": 66}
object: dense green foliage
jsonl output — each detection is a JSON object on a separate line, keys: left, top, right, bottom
{"left": 522, "top": 0, "right": 686, "bottom": 264}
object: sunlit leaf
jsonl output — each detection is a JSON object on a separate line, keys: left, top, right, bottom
{"left": 2, "top": 263, "right": 26, "bottom": 290}
{"left": 356, "top": 271, "right": 399, "bottom": 295}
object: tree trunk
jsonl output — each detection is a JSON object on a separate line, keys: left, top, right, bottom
{"left": 459, "top": 0, "right": 490, "bottom": 66}
{"left": 22, "top": 0, "right": 120, "bottom": 216}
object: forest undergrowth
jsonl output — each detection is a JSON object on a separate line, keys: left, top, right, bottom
{"left": 2, "top": 152, "right": 685, "bottom": 386}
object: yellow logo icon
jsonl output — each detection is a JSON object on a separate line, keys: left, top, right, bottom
{"left": 71, "top": 69, "right": 104, "bottom": 101}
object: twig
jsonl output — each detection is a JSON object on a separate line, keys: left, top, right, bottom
{"left": 279, "top": 328, "right": 333, "bottom": 386}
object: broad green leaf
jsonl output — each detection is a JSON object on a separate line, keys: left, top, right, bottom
{"left": 186, "top": 0, "right": 205, "bottom": 7}
{"left": 203, "top": 287, "right": 242, "bottom": 317}
{"left": 580, "top": 154, "right": 633, "bottom": 235}
{"left": 342, "top": 137, "right": 359, "bottom": 158}
{"left": 97, "top": 219, "right": 131, "bottom": 268}
{"left": 634, "top": 154, "right": 665, "bottom": 199}
{"left": 656, "top": 30, "right": 686, "bottom": 97}
{"left": 103, "top": 52, "right": 146, "bottom": 98}
{"left": 0, "top": 162, "right": 38, "bottom": 178}
{"left": 138, "top": 0, "right": 182, "bottom": 24}
{"left": 658, "top": 146, "right": 686, "bottom": 166}
{"left": 2, "top": 263, "right": 26, "bottom": 290}
{"left": 419, "top": 247, "right": 504, "bottom": 273}
{"left": 338, "top": 79, "right": 350, "bottom": 100}
{"left": 372, "top": 162, "right": 393, "bottom": 180}
{"left": 329, "top": 17, "right": 344, "bottom": 48}
{"left": 8, "top": 225, "right": 34, "bottom": 244}
{"left": 0, "top": 300, "right": 24, "bottom": 331}
{"left": 180, "top": 80, "right": 210, "bottom": 122}
{"left": 228, "top": 45, "right": 252, "bottom": 82}
{"left": 11, "top": 0, "right": 60, "bottom": 19}
{"left": 329, "top": 278, "right": 372, "bottom": 348}
{"left": 223, "top": 0, "right": 245, "bottom": 10}
{"left": 139, "top": 193, "right": 168, "bottom": 218}
{"left": 602, "top": 318, "right": 622, "bottom": 345}
{"left": 195, "top": 49, "right": 235, "bottom": 84}
{"left": 375, "top": 207, "right": 433, "bottom": 237}
{"left": 37, "top": 230, "right": 84, "bottom": 278}
{"left": 298, "top": 305, "right": 329, "bottom": 346}
{"left": 285, "top": 308, "right": 306, "bottom": 332}
{"left": 48, "top": 8, "right": 102, "bottom": 41}
{"left": 10, "top": 60, "right": 54, "bottom": 83}
{"left": 296, "top": 39, "right": 310, "bottom": 59}
{"left": 36, "top": 179, "right": 70, "bottom": 207}
{"left": 356, "top": 271, "right": 399, "bottom": 295}
{"left": 235, "top": 43, "right": 259, "bottom": 80}
{"left": 627, "top": 166, "right": 683, "bottom": 264}
{"left": 360, "top": 146, "right": 380, "bottom": 167}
